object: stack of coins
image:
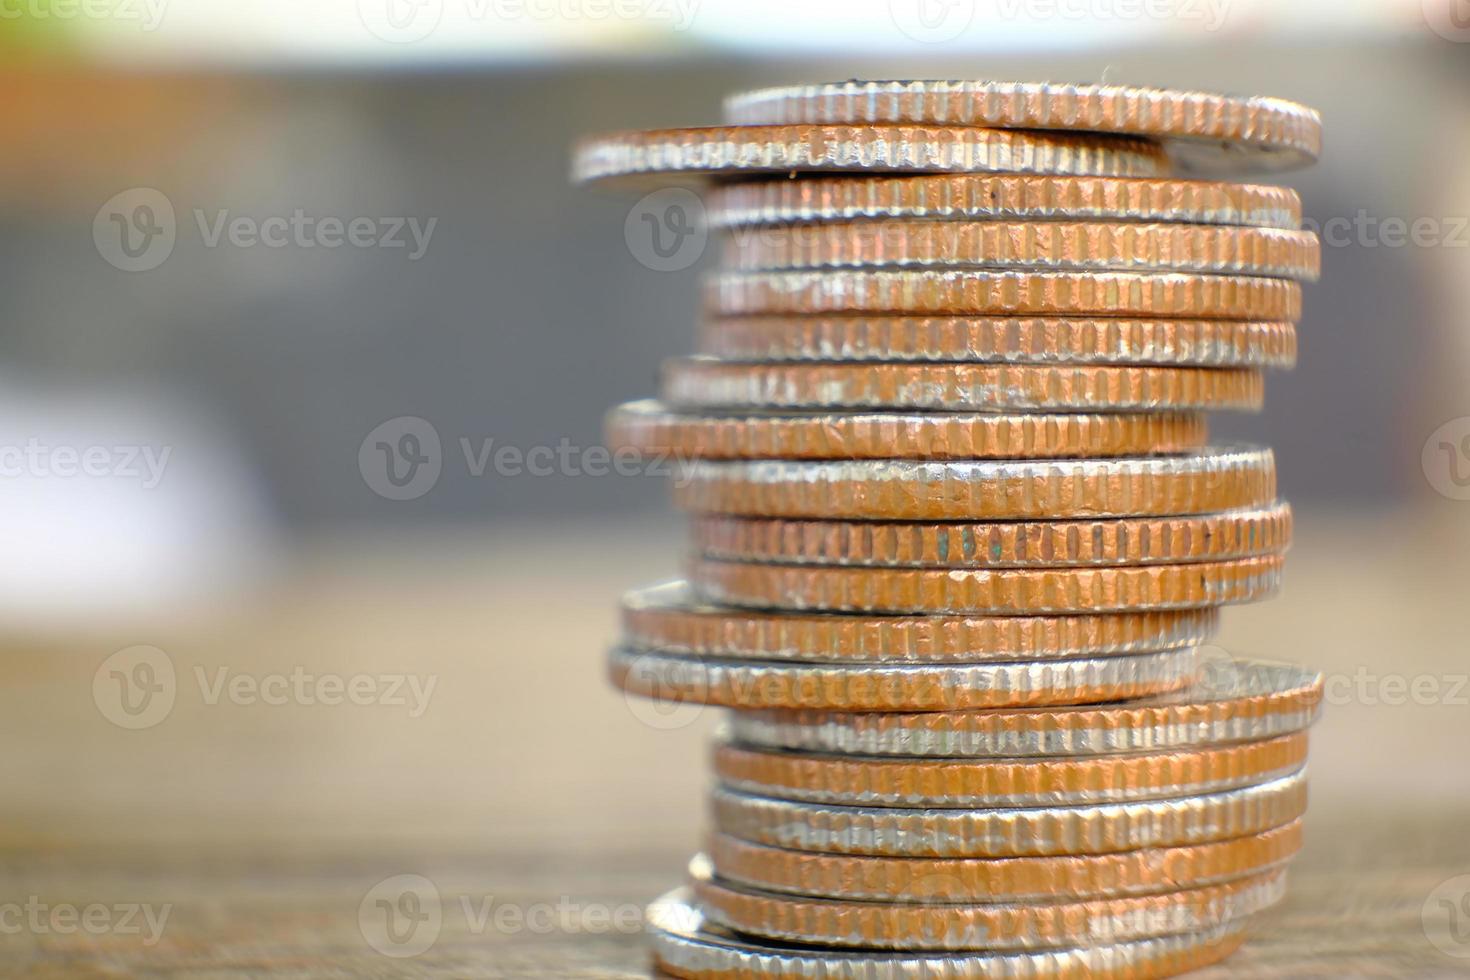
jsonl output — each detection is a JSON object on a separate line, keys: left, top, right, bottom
{"left": 576, "top": 80, "right": 1324, "bottom": 979}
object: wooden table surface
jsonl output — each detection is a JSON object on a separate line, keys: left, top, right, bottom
{"left": 1, "top": 510, "right": 1467, "bottom": 977}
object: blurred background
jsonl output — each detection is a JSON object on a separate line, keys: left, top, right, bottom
{"left": 1, "top": 0, "right": 1469, "bottom": 973}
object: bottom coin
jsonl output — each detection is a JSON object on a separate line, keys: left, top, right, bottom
{"left": 648, "top": 889, "right": 1249, "bottom": 979}
{"left": 690, "top": 856, "right": 1284, "bottom": 951}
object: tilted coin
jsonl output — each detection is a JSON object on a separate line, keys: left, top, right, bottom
{"left": 706, "top": 174, "right": 1302, "bottom": 230}
{"left": 607, "top": 400, "right": 1208, "bottom": 461}
{"left": 662, "top": 359, "right": 1265, "bottom": 412}
{"left": 688, "top": 554, "right": 1285, "bottom": 615}
{"left": 692, "top": 856, "right": 1285, "bottom": 950}
{"left": 712, "top": 733, "right": 1308, "bottom": 808}
{"left": 609, "top": 645, "right": 1197, "bottom": 711}
{"left": 571, "top": 125, "right": 1167, "bottom": 187}
{"left": 698, "top": 315, "right": 1298, "bottom": 368}
{"left": 675, "top": 448, "right": 1276, "bottom": 520}
{"left": 648, "top": 889, "right": 1248, "bottom": 980}
{"left": 729, "top": 660, "right": 1323, "bottom": 757}
{"left": 693, "top": 505, "right": 1292, "bottom": 569}
{"left": 710, "top": 769, "right": 1309, "bottom": 857}
{"left": 710, "top": 269, "right": 1302, "bottom": 319}
{"left": 722, "top": 221, "right": 1320, "bottom": 281}
{"left": 621, "top": 582, "right": 1218, "bottom": 664}
{"left": 706, "top": 821, "right": 1303, "bottom": 902}
{"left": 723, "top": 81, "right": 1321, "bottom": 173}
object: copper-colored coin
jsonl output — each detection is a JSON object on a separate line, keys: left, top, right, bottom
{"left": 648, "top": 889, "right": 1249, "bottom": 980}
{"left": 698, "top": 315, "right": 1298, "bottom": 369}
{"left": 689, "top": 554, "right": 1284, "bottom": 615}
{"left": 609, "top": 646, "right": 1197, "bottom": 711}
{"left": 710, "top": 269, "right": 1302, "bottom": 319}
{"left": 693, "top": 505, "right": 1291, "bottom": 569}
{"left": 723, "top": 81, "right": 1321, "bottom": 173}
{"left": 676, "top": 448, "right": 1275, "bottom": 521}
{"left": 571, "top": 125, "right": 1168, "bottom": 187}
{"left": 692, "top": 858, "right": 1286, "bottom": 951}
{"left": 706, "top": 174, "right": 1303, "bottom": 230}
{"left": 706, "top": 821, "right": 1303, "bottom": 902}
{"left": 712, "top": 733, "right": 1308, "bottom": 808}
{"left": 662, "top": 358, "right": 1265, "bottom": 412}
{"left": 607, "top": 400, "right": 1208, "bottom": 461}
{"left": 731, "top": 660, "right": 1323, "bottom": 757}
{"left": 620, "top": 582, "right": 1218, "bottom": 664}
{"left": 711, "top": 769, "right": 1309, "bottom": 857}
{"left": 723, "top": 221, "right": 1320, "bottom": 281}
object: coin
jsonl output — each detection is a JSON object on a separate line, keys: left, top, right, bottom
{"left": 729, "top": 660, "right": 1323, "bottom": 757}
{"left": 710, "top": 269, "right": 1302, "bottom": 319}
{"left": 706, "top": 821, "right": 1303, "bottom": 902}
{"left": 662, "top": 359, "right": 1265, "bottom": 412}
{"left": 571, "top": 125, "right": 1168, "bottom": 187}
{"left": 648, "top": 889, "right": 1248, "bottom": 980}
{"left": 607, "top": 401, "right": 1209, "bottom": 461}
{"left": 722, "top": 221, "right": 1320, "bottom": 281}
{"left": 697, "top": 316, "right": 1298, "bottom": 368}
{"left": 711, "top": 769, "right": 1309, "bottom": 857}
{"left": 693, "top": 505, "right": 1292, "bottom": 569}
{"left": 674, "top": 449, "right": 1275, "bottom": 520}
{"left": 692, "top": 857, "right": 1285, "bottom": 950}
{"left": 609, "top": 646, "right": 1198, "bottom": 711}
{"left": 706, "top": 174, "right": 1302, "bottom": 230}
{"left": 712, "top": 733, "right": 1308, "bottom": 808}
{"left": 621, "top": 582, "right": 1218, "bottom": 663}
{"left": 688, "top": 554, "right": 1285, "bottom": 615}
{"left": 723, "top": 81, "right": 1321, "bottom": 173}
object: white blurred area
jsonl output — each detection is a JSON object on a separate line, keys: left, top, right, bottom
{"left": 68, "top": 0, "right": 1434, "bottom": 64}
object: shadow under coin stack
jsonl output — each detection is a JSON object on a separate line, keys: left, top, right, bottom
{"left": 575, "top": 81, "right": 1326, "bottom": 979}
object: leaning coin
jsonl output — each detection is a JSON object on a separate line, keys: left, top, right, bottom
{"left": 609, "top": 646, "right": 1197, "bottom": 711}
{"left": 728, "top": 660, "right": 1323, "bottom": 757}
{"left": 722, "top": 221, "right": 1320, "bottom": 281}
{"left": 712, "top": 733, "right": 1308, "bottom": 808}
{"left": 706, "top": 821, "right": 1303, "bottom": 902}
{"left": 607, "top": 400, "right": 1208, "bottom": 461}
{"left": 674, "top": 449, "right": 1276, "bottom": 520}
{"left": 620, "top": 582, "right": 1218, "bottom": 663}
{"left": 709, "top": 269, "right": 1302, "bottom": 319}
{"left": 710, "top": 769, "right": 1308, "bottom": 857}
{"left": 662, "top": 359, "right": 1265, "bottom": 412}
{"left": 648, "top": 889, "right": 1249, "bottom": 980}
{"left": 692, "top": 505, "right": 1292, "bottom": 569}
{"left": 688, "top": 554, "right": 1285, "bottom": 615}
{"left": 571, "top": 124, "right": 1168, "bottom": 187}
{"left": 698, "top": 315, "right": 1298, "bottom": 368}
{"left": 706, "top": 174, "right": 1302, "bottom": 230}
{"left": 723, "top": 81, "right": 1321, "bottom": 173}
{"left": 691, "top": 856, "right": 1286, "bottom": 951}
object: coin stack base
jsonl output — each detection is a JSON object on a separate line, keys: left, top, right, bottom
{"left": 578, "top": 78, "right": 1324, "bottom": 979}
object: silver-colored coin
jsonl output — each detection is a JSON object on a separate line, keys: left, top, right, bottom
{"left": 620, "top": 581, "right": 1218, "bottom": 664}
{"left": 711, "top": 770, "right": 1308, "bottom": 857}
{"left": 729, "top": 660, "right": 1323, "bottom": 757}
{"left": 610, "top": 645, "right": 1199, "bottom": 712}
{"left": 647, "top": 889, "right": 1251, "bottom": 979}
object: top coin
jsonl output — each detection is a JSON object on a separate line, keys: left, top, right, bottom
{"left": 572, "top": 125, "right": 1168, "bottom": 187}
{"left": 724, "top": 81, "right": 1321, "bottom": 174}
